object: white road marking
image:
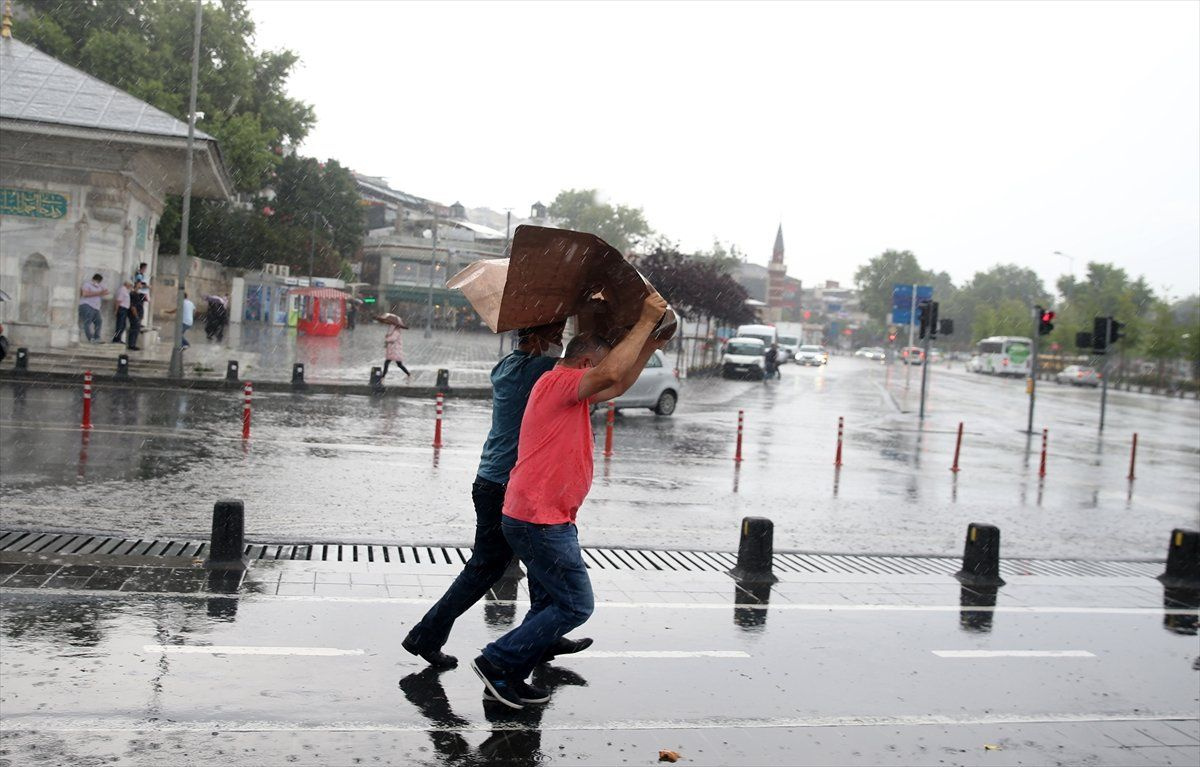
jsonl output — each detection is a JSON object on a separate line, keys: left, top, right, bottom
{"left": 932, "top": 650, "right": 1096, "bottom": 658}
{"left": 142, "top": 645, "right": 364, "bottom": 656}
{"left": 1, "top": 712, "right": 1194, "bottom": 734}
{"left": 9, "top": 588, "right": 1196, "bottom": 617}
{"left": 573, "top": 650, "right": 749, "bottom": 659}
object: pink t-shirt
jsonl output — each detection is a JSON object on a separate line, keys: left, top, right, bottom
{"left": 503, "top": 367, "right": 594, "bottom": 525}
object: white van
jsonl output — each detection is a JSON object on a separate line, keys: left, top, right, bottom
{"left": 722, "top": 337, "right": 766, "bottom": 379}
{"left": 736, "top": 324, "right": 777, "bottom": 349}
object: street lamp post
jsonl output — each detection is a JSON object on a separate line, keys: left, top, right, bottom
{"left": 424, "top": 207, "right": 438, "bottom": 339}
{"left": 167, "top": 0, "right": 202, "bottom": 381}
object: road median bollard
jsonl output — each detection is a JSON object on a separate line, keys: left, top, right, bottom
{"left": 1127, "top": 433, "right": 1138, "bottom": 481}
{"left": 834, "top": 416, "right": 844, "bottom": 467}
{"left": 734, "top": 410, "right": 744, "bottom": 463}
{"left": 370, "top": 366, "right": 385, "bottom": 394}
{"left": 81, "top": 370, "right": 93, "bottom": 429}
{"left": 15, "top": 347, "right": 29, "bottom": 370}
{"left": 242, "top": 382, "right": 252, "bottom": 440}
{"left": 433, "top": 392, "right": 444, "bottom": 448}
{"left": 204, "top": 499, "right": 248, "bottom": 571}
{"left": 950, "top": 421, "right": 964, "bottom": 473}
{"left": 292, "top": 363, "right": 306, "bottom": 390}
{"left": 954, "top": 523, "right": 1006, "bottom": 588}
{"left": 728, "top": 516, "right": 778, "bottom": 583}
{"left": 1038, "top": 428, "right": 1048, "bottom": 478}
{"left": 226, "top": 360, "right": 240, "bottom": 383}
{"left": 115, "top": 353, "right": 130, "bottom": 381}
{"left": 1157, "top": 529, "right": 1199, "bottom": 589}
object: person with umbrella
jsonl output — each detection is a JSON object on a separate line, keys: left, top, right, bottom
{"left": 374, "top": 313, "right": 411, "bottom": 379}
{"left": 203, "top": 294, "right": 228, "bottom": 342}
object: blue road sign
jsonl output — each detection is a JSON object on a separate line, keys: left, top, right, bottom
{"left": 891, "top": 284, "right": 933, "bottom": 325}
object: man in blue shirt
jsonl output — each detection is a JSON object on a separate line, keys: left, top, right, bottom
{"left": 403, "top": 321, "right": 592, "bottom": 670}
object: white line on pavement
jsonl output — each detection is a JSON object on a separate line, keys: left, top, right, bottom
{"left": 932, "top": 650, "right": 1097, "bottom": 658}
{"left": 2, "top": 712, "right": 1194, "bottom": 734}
{"left": 10, "top": 588, "right": 1198, "bottom": 616}
{"left": 142, "top": 645, "right": 364, "bottom": 656}
{"left": 573, "top": 650, "right": 750, "bottom": 659}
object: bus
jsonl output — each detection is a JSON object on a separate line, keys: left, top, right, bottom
{"left": 969, "top": 336, "right": 1033, "bottom": 377}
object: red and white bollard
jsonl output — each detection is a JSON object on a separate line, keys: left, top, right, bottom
{"left": 433, "top": 392, "right": 444, "bottom": 448}
{"left": 1038, "top": 428, "right": 1048, "bottom": 478}
{"left": 734, "top": 409, "right": 744, "bottom": 463}
{"left": 834, "top": 416, "right": 844, "bottom": 467}
{"left": 242, "top": 382, "right": 253, "bottom": 440}
{"left": 603, "top": 402, "right": 615, "bottom": 458}
{"left": 950, "top": 421, "right": 964, "bottom": 473}
{"left": 1127, "top": 432, "right": 1138, "bottom": 481}
{"left": 81, "top": 370, "right": 93, "bottom": 430}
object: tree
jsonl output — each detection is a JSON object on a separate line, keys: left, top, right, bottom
{"left": 853, "top": 250, "right": 928, "bottom": 324}
{"left": 547, "top": 189, "right": 652, "bottom": 254}
{"left": 1142, "top": 301, "right": 1181, "bottom": 387}
{"left": 639, "top": 248, "right": 755, "bottom": 327}
{"left": 950, "top": 265, "right": 1050, "bottom": 346}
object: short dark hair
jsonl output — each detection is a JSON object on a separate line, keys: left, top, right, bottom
{"left": 564, "top": 333, "right": 612, "bottom": 359}
{"left": 92, "top": 273, "right": 103, "bottom": 281}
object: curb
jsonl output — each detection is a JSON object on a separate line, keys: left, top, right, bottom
{"left": 0, "top": 369, "right": 493, "bottom": 399}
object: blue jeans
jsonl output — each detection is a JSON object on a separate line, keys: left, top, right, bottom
{"left": 78, "top": 304, "right": 101, "bottom": 341}
{"left": 482, "top": 518, "right": 594, "bottom": 680}
{"left": 405, "top": 477, "right": 521, "bottom": 652}
{"left": 182, "top": 322, "right": 192, "bottom": 348}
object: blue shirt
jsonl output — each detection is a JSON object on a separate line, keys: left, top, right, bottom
{"left": 476, "top": 350, "right": 559, "bottom": 485}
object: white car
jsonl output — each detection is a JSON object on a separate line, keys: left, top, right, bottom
{"left": 1055, "top": 365, "right": 1101, "bottom": 388}
{"left": 721, "top": 337, "right": 766, "bottom": 379}
{"left": 794, "top": 344, "right": 826, "bottom": 366}
{"left": 777, "top": 335, "right": 801, "bottom": 363}
{"left": 608, "top": 350, "right": 680, "bottom": 414}
{"left": 854, "top": 346, "right": 886, "bottom": 361}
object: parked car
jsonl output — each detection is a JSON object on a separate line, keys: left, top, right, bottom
{"left": 795, "top": 344, "right": 826, "bottom": 366}
{"left": 721, "top": 337, "right": 766, "bottom": 379}
{"left": 777, "top": 334, "right": 801, "bottom": 363}
{"left": 597, "top": 350, "right": 680, "bottom": 414}
{"left": 900, "top": 346, "right": 925, "bottom": 365}
{"left": 1055, "top": 365, "right": 1101, "bottom": 387}
{"left": 854, "top": 346, "right": 886, "bottom": 361}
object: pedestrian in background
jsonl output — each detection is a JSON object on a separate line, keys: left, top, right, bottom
{"left": 471, "top": 292, "right": 668, "bottom": 709}
{"left": 164, "top": 292, "right": 195, "bottom": 348}
{"left": 78, "top": 273, "right": 108, "bottom": 343}
{"left": 203, "top": 295, "right": 228, "bottom": 342}
{"left": 111, "top": 281, "right": 132, "bottom": 344}
{"left": 374, "top": 313, "right": 410, "bottom": 379}
{"left": 403, "top": 321, "right": 594, "bottom": 671}
{"left": 764, "top": 343, "right": 781, "bottom": 381}
{"left": 126, "top": 284, "right": 147, "bottom": 350}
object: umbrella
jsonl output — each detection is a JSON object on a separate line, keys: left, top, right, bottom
{"left": 0, "top": 288, "right": 10, "bottom": 301}
{"left": 375, "top": 313, "right": 408, "bottom": 328}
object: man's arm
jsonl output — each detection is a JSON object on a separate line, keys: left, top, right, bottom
{"left": 576, "top": 292, "right": 668, "bottom": 403}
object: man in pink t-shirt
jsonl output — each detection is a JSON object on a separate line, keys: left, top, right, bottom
{"left": 471, "top": 291, "right": 669, "bottom": 709}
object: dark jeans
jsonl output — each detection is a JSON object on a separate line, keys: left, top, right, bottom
{"left": 78, "top": 304, "right": 101, "bottom": 341}
{"left": 126, "top": 315, "right": 141, "bottom": 349}
{"left": 112, "top": 307, "right": 130, "bottom": 342}
{"left": 404, "top": 477, "right": 517, "bottom": 653}
{"left": 482, "top": 518, "right": 594, "bottom": 680}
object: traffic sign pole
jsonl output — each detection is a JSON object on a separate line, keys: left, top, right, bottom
{"left": 1099, "top": 318, "right": 1111, "bottom": 432}
{"left": 905, "top": 283, "right": 916, "bottom": 391}
{"left": 918, "top": 305, "right": 933, "bottom": 420}
{"left": 1026, "top": 308, "right": 1040, "bottom": 435}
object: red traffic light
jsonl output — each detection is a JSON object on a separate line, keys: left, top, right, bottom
{"left": 1041, "top": 310, "right": 1055, "bottom": 323}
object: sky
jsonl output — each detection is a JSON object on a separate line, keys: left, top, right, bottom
{"left": 248, "top": 0, "right": 1199, "bottom": 299}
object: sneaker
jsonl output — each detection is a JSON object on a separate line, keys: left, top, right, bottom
{"left": 483, "top": 679, "right": 550, "bottom": 705}
{"left": 401, "top": 637, "right": 457, "bottom": 670}
{"left": 470, "top": 655, "right": 523, "bottom": 710}
{"left": 539, "top": 636, "right": 593, "bottom": 664}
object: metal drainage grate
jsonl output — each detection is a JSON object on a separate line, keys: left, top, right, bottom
{"left": 0, "top": 530, "right": 1162, "bottom": 578}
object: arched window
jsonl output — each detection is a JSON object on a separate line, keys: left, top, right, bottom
{"left": 19, "top": 254, "right": 50, "bottom": 324}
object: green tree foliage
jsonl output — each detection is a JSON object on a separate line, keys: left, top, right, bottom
{"left": 950, "top": 265, "right": 1050, "bottom": 343}
{"left": 548, "top": 189, "right": 652, "bottom": 254}
{"left": 22, "top": 0, "right": 315, "bottom": 193}
{"left": 853, "top": 250, "right": 928, "bottom": 323}
{"left": 1052, "top": 263, "right": 1155, "bottom": 360}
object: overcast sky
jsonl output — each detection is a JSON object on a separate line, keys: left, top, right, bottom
{"left": 248, "top": 0, "right": 1199, "bottom": 299}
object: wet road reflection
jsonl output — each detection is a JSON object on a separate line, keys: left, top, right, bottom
{"left": 733, "top": 581, "right": 772, "bottom": 631}
{"left": 958, "top": 585, "right": 999, "bottom": 634}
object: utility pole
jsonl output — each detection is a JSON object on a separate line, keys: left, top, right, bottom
{"left": 904, "top": 282, "right": 916, "bottom": 391}
{"left": 1026, "top": 306, "right": 1040, "bottom": 434}
{"left": 424, "top": 208, "right": 438, "bottom": 339}
{"left": 168, "top": 0, "right": 202, "bottom": 380}
{"left": 918, "top": 300, "right": 936, "bottom": 420}
{"left": 1099, "top": 317, "right": 1111, "bottom": 432}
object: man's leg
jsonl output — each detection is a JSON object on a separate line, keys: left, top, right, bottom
{"left": 127, "top": 318, "right": 140, "bottom": 349}
{"left": 112, "top": 308, "right": 127, "bottom": 343}
{"left": 403, "top": 478, "right": 514, "bottom": 666}
{"left": 91, "top": 308, "right": 102, "bottom": 343}
{"left": 181, "top": 323, "right": 191, "bottom": 348}
{"left": 478, "top": 519, "right": 594, "bottom": 682}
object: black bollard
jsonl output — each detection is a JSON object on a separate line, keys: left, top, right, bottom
{"left": 370, "top": 366, "right": 384, "bottom": 394}
{"left": 115, "top": 354, "right": 130, "bottom": 380}
{"left": 954, "top": 523, "right": 1006, "bottom": 587}
{"left": 959, "top": 585, "right": 999, "bottom": 633}
{"left": 1158, "top": 529, "right": 1200, "bottom": 589}
{"left": 436, "top": 368, "right": 451, "bottom": 391}
{"left": 204, "top": 499, "right": 248, "bottom": 570}
{"left": 15, "top": 347, "right": 28, "bottom": 370}
{"left": 226, "top": 360, "right": 239, "bottom": 382}
{"left": 728, "top": 517, "right": 778, "bottom": 583}
{"left": 292, "top": 362, "right": 306, "bottom": 390}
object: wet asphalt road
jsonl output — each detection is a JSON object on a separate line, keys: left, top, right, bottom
{"left": 1, "top": 357, "right": 1197, "bottom": 558}
{"left": 1, "top": 565, "right": 1198, "bottom": 766}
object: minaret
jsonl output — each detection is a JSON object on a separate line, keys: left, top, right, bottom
{"left": 767, "top": 224, "right": 786, "bottom": 317}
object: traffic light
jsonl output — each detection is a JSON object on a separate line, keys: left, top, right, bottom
{"left": 1108, "top": 318, "right": 1125, "bottom": 345}
{"left": 888, "top": 332, "right": 897, "bottom": 343}
{"left": 1092, "top": 316, "right": 1110, "bottom": 353}
{"left": 1038, "top": 307, "right": 1055, "bottom": 336}
{"left": 1075, "top": 331, "right": 1093, "bottom": 350}
{"left": 918, "top": 300, "right": 939, "bottom": 339}
{"left": 938, "top": 319, "right": 954, "bottom": 336}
